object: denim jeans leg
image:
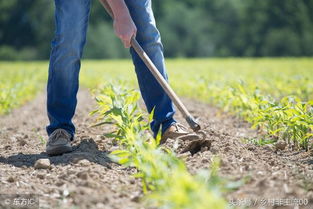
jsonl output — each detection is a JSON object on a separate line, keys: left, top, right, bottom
{"left": 125, "top": 0, "right": 176, "bottom": 137}
{"left": 46, "top": 0, "right": 91, "bottom": 139}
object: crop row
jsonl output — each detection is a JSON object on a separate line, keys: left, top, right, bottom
{"left": 80, "top": 59, "right": 313, "bottom": 150}
{"left": 169, "top": 58, "right": 313, "bottom": 101}
{"left": 1, "top": 59, "right": 312, "bottom": 149}
{"left": 186, "top": 80, "right": 312, "bottom": 150}
{"left": 0, "top": 62, "right": 46, "bottom": 114}
{"left": 171, "top": 60, "right": 313, "bottom": 150}
{"left": 91, "top": 83, "right": 233, "bottom": 209}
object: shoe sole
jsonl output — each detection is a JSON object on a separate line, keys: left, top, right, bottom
{"left": 46, "top": 145, "right": 72, "bottom": 156}
{"left": 177, "top": 134, "right": 200, "bottom": 141}
{"left": 161, "top": 133, "right": 200, "bottom": 144}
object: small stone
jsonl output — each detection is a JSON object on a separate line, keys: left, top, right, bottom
{"left": 71, "top": 155, "right": 90, "bottom": 164}
{"left": 71, "top": 157, "right": 82, "bottom": 164}
{"left": 244, "top": 164, "right": 250, "bottom": 171}
{"left": 264, "top": 144, "right": 275, "bottom": 152}
{"left": 79, "top": 159, "right": 91, "bottom": 166}
{"left": 283, "top": 183, "right": 292, "bottom": 194}
{"left": 56, "top": 180, "right": 65, "bottom": 186}
{"left": 275, "top": 140, "right": 287, "bottom": 150}
{"left": 37, "top": 174, "right": 45, "bottom": 179}
{"left": 18, "top": 139, "right": 27, "bottom": 146}
{"left": 201, "top": 158, "right": 210, "bottom": 164}
{"left": 129, "top": 178, "right": 136, "bottom": 184}
{"left": 34, "top": 159, "right": 51, "bottom": 169}
{"left": 130, "top": 192, "right": 141, "bottom": 202}
{"left": 83, "top": 180, "right": 98, "bottom": 188}
{"left": 96, "top": 203, "right": 106, "bottom": 208}
{"left": 77, "top": 171, "right": 89, "bottom": 180}
{"left": 246, "top": 144, "right": 255, "bottom": 151}
{"left": 7, "top": 176, "right": 15, "bottom": 183}
{"left": 220, "top": 158, "right": 228, "bottom": 166}
{"left": 4, "top": 145, "right": 11, "bottom": 150}
{"left": 109, "top": 146, "right": 120, "bottom": 152}
{"left": 63, "top": 189, "right": 70, "bottom": 197}
{"left": 269, "top": 160, "right": 275, "bottom": 166}
{"left": 257, "top": 171, "right": 264, "bottom": 175}
{"left": 210, "top": 146, "right": 219, "bottom": 154}
{"left": 177, "top": 152, "right": 191, "bottom": 159}
{"left": 58, "top": 174, "right": 67, "bottom": 180}
{"left": 131, "top": 196, "right": 140, "bottom": 202}
{"left": 307, "top": 191, "right": 313, "bottom": 199}
{"left": 10, "top": 136, "right": 17, "bottom": 142}
{"left": 224, "top": 146, "right": 231, "bottom": 152}
{"left": 201, "top": 146, "right": 209, "bottom": 152}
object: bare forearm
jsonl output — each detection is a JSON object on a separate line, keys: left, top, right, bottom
{"left": 105, "top": 0, "right": 130, "bottom": 20}
{"left": 100, "top": 0, "right": 137, "bottom": 48}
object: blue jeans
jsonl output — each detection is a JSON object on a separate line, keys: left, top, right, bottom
{"left": 47, "top": 0, "right": 176, "bottom": 139}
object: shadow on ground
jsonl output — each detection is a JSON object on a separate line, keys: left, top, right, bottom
{"left": 0, "top": 138, "right": 112, "bottom": 168}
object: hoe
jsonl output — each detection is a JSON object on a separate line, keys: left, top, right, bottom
{"left": 99, "top": 0, "right": 201, "bottom": 133}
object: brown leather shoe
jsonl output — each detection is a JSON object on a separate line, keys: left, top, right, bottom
{"left": 160, "top": 123, "right": 200, "bottom": 144}
{"left": 46, "top": 129, "right": 72, "bottom": 156}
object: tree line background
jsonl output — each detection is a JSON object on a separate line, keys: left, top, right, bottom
{"left": 1, "top": 0, "right": 313, "bottom": 60}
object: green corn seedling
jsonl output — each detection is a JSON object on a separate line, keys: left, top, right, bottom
{"left": 92, "top": 83, "right": 230, "bottom": 209}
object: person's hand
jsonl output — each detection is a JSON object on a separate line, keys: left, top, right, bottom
{"left": 113, "top": 14, "right": 137, "bottom": 48}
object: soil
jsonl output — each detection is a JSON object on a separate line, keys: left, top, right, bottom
{"left": 0, "top": 90, "right": 312, "bottom": 209}
{"left": 165, "top": 98, "right": 313, "bottom": 209}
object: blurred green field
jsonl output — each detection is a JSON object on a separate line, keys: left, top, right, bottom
{"left": 1, "top": 58, "right": 312, "bottom": 149}
{"left": 1, "top": 58, "right": 312, "bottom": 110}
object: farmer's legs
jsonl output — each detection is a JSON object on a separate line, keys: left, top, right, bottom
{"left": 125, "top": 0, "right": 176, "bottom": 137}
{"left": 46, "top": 0, "right": 91, "bottom": 138}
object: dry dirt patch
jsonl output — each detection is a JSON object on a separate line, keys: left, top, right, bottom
{"left": 0, "top": 90, "right": 143, "bottom": 209}
{"left": 0, "top": 90, "right": 312, "bottom": 209}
